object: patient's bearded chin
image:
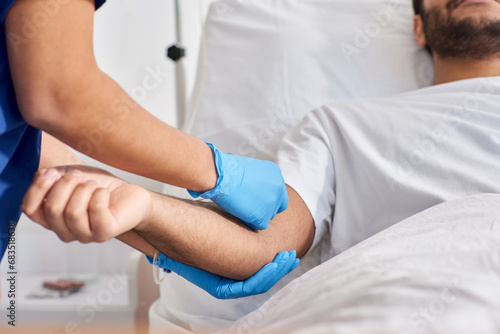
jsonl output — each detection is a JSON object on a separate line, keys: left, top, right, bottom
{"left": 422, "top": 7, "right": 500, "bottom": 60}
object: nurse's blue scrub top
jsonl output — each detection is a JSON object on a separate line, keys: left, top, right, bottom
{"left": 0, "top": 0, "right": 106, "bottom": 261}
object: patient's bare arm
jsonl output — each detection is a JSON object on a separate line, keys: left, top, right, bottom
{"left": 134, "top": 186, "right": 315, "bottom": 280}
{"left": 23, "top": 159, "right": 314, "bottom": 281}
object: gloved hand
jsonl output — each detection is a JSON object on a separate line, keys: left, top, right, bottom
{"left": 188, "top": 143, "right": 289, "bottom": 230}
{"left": 147, "top": 251, "right": 300, "bottom": 299}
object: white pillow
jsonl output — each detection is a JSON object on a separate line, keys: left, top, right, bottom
{"left": 225, "top": 194, "right": 500, "bottom": 334}
{"left": 188, "top": 0, "right": 433, "bottom": 160}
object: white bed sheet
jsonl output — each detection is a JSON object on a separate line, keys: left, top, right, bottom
{"left": 225, "top": 194, "right": 500, "bottom": 334}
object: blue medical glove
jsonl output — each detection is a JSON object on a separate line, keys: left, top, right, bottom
{"left": 188, "top": 143, "right": 289, "bottom": 230}
{"left": 147, "top": 251, "right": 300, "bottom": 300}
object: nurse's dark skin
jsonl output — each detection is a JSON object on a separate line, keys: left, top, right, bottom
{"left": 6, "top": 0, "right": 218, "bottom": 193}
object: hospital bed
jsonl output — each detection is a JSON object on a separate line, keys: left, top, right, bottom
{"left": 137, "top": 0, "right": 500, "bottom": 333}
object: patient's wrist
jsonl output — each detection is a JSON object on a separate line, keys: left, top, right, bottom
{"left": 134, "top": 191, "right": 166, "bottom": 232}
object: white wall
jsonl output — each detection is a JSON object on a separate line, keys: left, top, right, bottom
{"left": 89, "top": 0, "right": 178, "bottom": 193}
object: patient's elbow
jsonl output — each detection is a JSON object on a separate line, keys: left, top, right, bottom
{"left": 233, "top": 249, "right": 299, "bottom": 282}
{"left": 218, "top": 254, "right": 276, "bottom": 282}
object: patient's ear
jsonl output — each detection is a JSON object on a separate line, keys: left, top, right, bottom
{"left": 413, "top": 15, "right": 427, "bottom": 47}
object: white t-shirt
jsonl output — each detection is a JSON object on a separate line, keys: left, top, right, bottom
{"left": 277, "top": 76, "right": 500, "bottom": 261}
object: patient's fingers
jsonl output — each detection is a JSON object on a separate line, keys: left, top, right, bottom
{"left": 43, "top": 171, "right": 85, "bottom": 243}
{"left": 22, "top": 169, "right": 62, "bottom": 229}
{"left": 88, "top": 188, "right": 118, "bottom": 243}
{"left": 64, "top": 181, "right": 100, "bottom": 243}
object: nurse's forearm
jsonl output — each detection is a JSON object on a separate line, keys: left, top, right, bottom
{"left": 6, "top": 0, "right": 217, "bottom": 193}
{"left": 134, "top": 186, "right": 315, "bottom": 281}
{"left": 35, "top": 71, "right": 216, "bottom": 192}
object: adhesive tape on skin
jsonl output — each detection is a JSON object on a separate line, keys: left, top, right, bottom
{"left": 153, "top": 250, "right": 167, "bottom": 285}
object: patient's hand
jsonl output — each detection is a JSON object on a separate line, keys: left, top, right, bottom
{"left": 22, "top": 165, "right": 152, "bottom": 243}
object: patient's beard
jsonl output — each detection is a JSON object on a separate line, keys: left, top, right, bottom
{"left": 422, "top": 7, "right": 500, "bottom": 60}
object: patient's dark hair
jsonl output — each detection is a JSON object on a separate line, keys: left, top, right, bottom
{"left": 413, "top": 0, "right": 422, "bottom": 15}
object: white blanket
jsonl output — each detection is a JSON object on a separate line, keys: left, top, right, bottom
{"left": 225, "top": 194, "right": 500, "bottom": 334}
